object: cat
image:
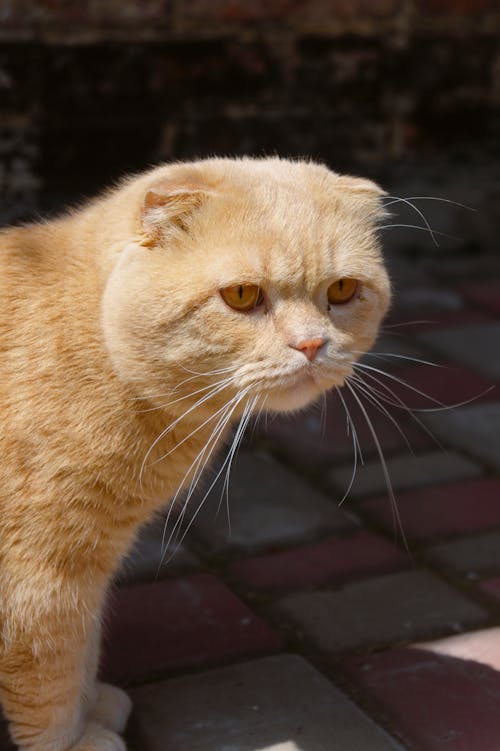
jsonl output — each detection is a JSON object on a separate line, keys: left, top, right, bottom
{"left": 0, "top": 157, "right": 390, "bottom": 750}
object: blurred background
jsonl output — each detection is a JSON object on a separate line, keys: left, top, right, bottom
{"left": 1, "top": 6, "right": 500, "bottom": 750}
{"left": 0, "top": 0, "right": 499, "bottom": 262}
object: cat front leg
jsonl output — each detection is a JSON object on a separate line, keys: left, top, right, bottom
{"left": 89, "top": 684, "right": 132, "bottom": 736}
{"left": 0, "top": 650, "right": 126, "bottom": 751}
{"left": 83, "top": 618, "right": 132, "bottom": 734}
{"left": 0, "top": 584, "right": 127, "bottom": 751}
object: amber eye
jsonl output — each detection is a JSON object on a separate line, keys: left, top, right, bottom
{"left": 220, "top": 284, "right": 264, "bottom": 312}
{"left": 327, "top": 278, "right": 359, "bottom": 306}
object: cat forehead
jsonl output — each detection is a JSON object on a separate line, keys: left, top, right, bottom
{"left": 147, "top": 157, "right": 385, "bottom": 220}
{"left": 143, "top": 158, "right": 386, "bottom": 283}
{"left": 194, "top": 178, "right": 378, "bottom": 244}
{"left": 193, "top": 188, "right": 382, "bottom": 278}
{"left": 188, "top": 221, "right": 382, "bottom": 295}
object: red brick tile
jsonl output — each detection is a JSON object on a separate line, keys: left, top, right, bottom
{"left": 360, "top": 478, "right": 500, "bottom": 542}
{"left": 101, "top": 574, "right": 282, "bottom": 685}
{"left": 456, "top": 279, "right": 500, "bottom": 317}
{"left": 344, "top": 628, "right": 500, "bottom": 751}
{"left": 229, "top": 530, "right": 410, "bottom": 593}
{"left": 361, "top": 361, "right": 497, "bottom": 409}
{"left": 478, "top": 576, "right": 500, "bottom": 604}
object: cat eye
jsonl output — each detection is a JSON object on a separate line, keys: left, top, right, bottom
{"left": 327, "top": 278, "right": 359, "bottom": 305}
{"left": 220, "top": 284, "right": 264, "bottom": 312}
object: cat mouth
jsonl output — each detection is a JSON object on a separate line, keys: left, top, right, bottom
{"left": 291, "top": 361, "right": 350, "bottom": 387}
{"left": 262, "top": 367, "right": 346, "bottom": 412}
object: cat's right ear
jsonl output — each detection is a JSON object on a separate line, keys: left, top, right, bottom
{"left": 335, "top": 175, "right": 386, "bottom": 197}
{"left": 335, "top": 174, "right": 388, "bottom": 222}
{"left": 140, "top": 180, "right": 212, "bottom": 246}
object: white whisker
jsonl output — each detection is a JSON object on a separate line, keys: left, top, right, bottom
{"left": 335, "top": 386, "right": 361, "bottom": 506}
{"left": 158, "top": 401, "right": 235, "bottom": 554}
{"left": 320, "top": 391, "right": 327, "bottom": 438}
{"left": 354, "top": 361, "right": 448, "bottom": 408}
{"left": 383, "top": 195, "right": 439, "bottom": 247}
{"left": 351, "top": 365, "right": 446, "bottom": 451}
{"left": 348, "top": 375, "right": 414, "bottom": 454}
{"left": 149, "top": 392, "right": 239, "bottom": 466}
{"left": 382, "top": 195, "right": 476, "bottom": 212}
{"left": 157, "top": 390, "right": 247, "bottom": 569}
{"left": 132, "top": 367, "right": 239, "bottom": 402}
{"left": 378, "top": 224, "right": 457, "bottom": 242}
{"left": 344, "top": 380, "right": 410, "bottom": 555}
{"left": 178, "top": 364, "right": 239, "bottom": 377}
{"left": 173, "top": 364, "right": 239, "bottom": 392}
{"left": 354, "top": 350, "right": 443, "bottom": 368}
{"left": 167, "top": 391, "right": 259, "bottom": 561}
{"left": 248, "top": 392, "right": 269, "bottom": 442}
{"left": 382, "top": 320, "right": 438, "bottom": 329}
{"left": 354, "top": 361, "right": 494, "bottom": 413}
{"left": 139, "top": 378, "right": 236, "bottom": 491}
{"left": 218, "top": 393, "right": 260, "bottom": 533}
{"left": 136, "top": 374, "right": 237, "bottom": 413}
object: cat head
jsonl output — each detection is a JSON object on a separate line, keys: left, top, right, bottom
{"left": 102, "top": 158, "right": 390, "bottom": 418}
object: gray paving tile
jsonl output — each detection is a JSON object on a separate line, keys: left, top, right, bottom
{"left": 426, "top": 531, "right": 500, "bottom": 578}
{"left": 275, "top": 570, "right": 488, "bottom": 653}
{"left": 423, "top": 402, "right": 500, "bottom": 472}
{"left": 116, "top": 516, "right": 199, "bottom": 586}
{"left": 417, "top": 322, "right": 500, "bottom": 380}
{"left": 327, "top": 450, "right": 481, "bottom": 498}
{"left": 189, "top": 451, "right": 355, "bottom": 553}
{"left": 130, "top": 654, "right": 406, "bottom": 751}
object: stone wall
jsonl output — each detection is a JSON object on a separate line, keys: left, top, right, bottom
{"left": 1, "top": 0, "right": 499, "bottom": 251}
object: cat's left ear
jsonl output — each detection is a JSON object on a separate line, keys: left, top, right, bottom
{"left": 140, "top": 178, "right": 213, "bottom": 245}
{"left": 335, "top": 175, "right": 388, "bottom": 220}
{"left": 335, "top": 175, "right": 386, "bottom": 197}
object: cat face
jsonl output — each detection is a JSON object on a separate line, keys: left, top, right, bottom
{"left": 102, "top": 158, "right": 390, "bottom": 417}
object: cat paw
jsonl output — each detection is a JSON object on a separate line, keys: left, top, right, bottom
{"left": 70, "top": 722, "right": 126, "bottom": 751}
{"left": 88, "top": 683, "right": 132, "bottom": 734}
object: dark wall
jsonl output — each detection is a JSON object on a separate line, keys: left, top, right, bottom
{"left": 1, "top": 0, "right": 499, "bottom": 251}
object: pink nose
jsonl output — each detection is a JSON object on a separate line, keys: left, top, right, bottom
{"left": 290, "top": 337, "right": 325, "bottom": 362}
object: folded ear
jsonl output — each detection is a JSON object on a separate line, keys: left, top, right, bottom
{"left": 335, "top": 174, "right": 388, "bottom": 222}
{"left": 140, "top": 176, "right": 213, "bottom": 245}
{"left": 335, "top": 175, "right": 386, "bottom": 196}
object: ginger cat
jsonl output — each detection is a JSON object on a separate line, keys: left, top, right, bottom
{"left": 0, "top": 157, "right": 390, "bottom": 750}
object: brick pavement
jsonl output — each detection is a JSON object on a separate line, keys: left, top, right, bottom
{"left": 1, "top": 257, "right": 500, "bottom": 750}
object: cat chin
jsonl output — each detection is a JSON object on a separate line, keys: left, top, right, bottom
{"left": 264, "top": 380, "right": 329, "bottom": 414}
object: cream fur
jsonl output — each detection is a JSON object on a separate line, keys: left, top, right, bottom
{"left": 0, "top": 157, "right": 390, "bottom": 750}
